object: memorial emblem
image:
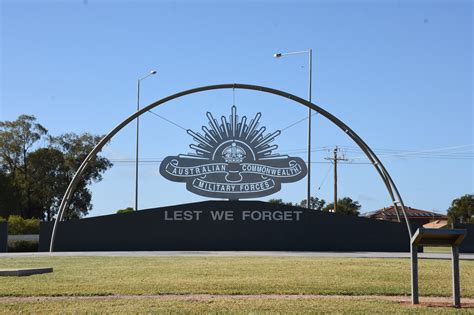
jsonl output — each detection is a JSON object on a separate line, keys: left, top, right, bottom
{"left": 159, "top": 106, "right": 307, "bottom": 199}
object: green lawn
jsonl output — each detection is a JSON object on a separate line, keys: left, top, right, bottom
{"left": 424, "top": 246, "right": 453, "bottom": 253}
{"left": 0, "top": 256, "right": 473, "bottom": 313}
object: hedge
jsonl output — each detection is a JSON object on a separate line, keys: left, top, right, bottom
{"left": 8, "top": 240, "right": 39, "bottom": 252}
{"left": 6, "top": 215, "right": 40, "bottom": 235}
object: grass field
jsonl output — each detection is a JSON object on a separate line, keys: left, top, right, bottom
{"left": 423, "top": 246, "right": 453, "bottom": 253}
{"left": 0, "top": 256, "right": 473, "bottom": 313}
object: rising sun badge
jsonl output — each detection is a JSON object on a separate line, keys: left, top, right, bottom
{"left": 159, "top": 106, "right": 307, "bottom": 199}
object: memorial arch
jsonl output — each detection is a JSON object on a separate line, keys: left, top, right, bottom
{"left": 49, "top": 83, "right": 413, "bottom": 252}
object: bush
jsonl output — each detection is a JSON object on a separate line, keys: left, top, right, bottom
{"left": 7, "top": 215, "right": 40, "bottom": 235}
{"left": 116, "top": 207, "right": 134, "bottom": 214}
{"left": 7, "top": 240, "right": 38, "bottom": 252}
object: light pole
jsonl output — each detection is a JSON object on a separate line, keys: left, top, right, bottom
{"left": 274, "top": 49, "right": 312, "bottom": 209}
{"left": 135, "top": 70, "right": 157, "bottom": 211}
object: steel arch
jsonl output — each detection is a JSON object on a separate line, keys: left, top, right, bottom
{"left": 49, "top": 83, "right": 413, "bottom": 252}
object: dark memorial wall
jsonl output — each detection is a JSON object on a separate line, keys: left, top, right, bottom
{"left": 456, "top": 224, "right": 474, "bottom": 253}
{"left": 0, "top": 221, "right": 7, "bottom": 252}
{"left": 39, "top": 201, "right": 412, "bottom": 252}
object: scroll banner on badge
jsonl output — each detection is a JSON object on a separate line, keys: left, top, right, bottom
{"left": 163, "top": 158, "right": 304, "bottom": 178}
{"left": 191, "top": 178, "right": 276, "bottom": 194}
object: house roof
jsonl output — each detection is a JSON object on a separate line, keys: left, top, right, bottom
{"left": 423, "top": 220, "right": 449, "bottom": 229}
{"left": 365, "top": 206, "right": 447, "bottom": 220}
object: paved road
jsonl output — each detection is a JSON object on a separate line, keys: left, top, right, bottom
{"left": 1, "top": 251, "right": 473, "bottom": 260}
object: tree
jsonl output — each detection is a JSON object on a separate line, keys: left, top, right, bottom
{"left": 116, "top": 207, "right": 134, "bottom": 214}
{"left": 0, "top": 170, "right": 21, "bottom": 218}
{"left": 447, "top": 194, "right": 474, "bottom": 224}
{"left": 323, "top": 197, "right": 361, "bottom": 216}
{"left": 299, "top": 197, "right": 326, "bottom": 210}
{"left": 268, "top": 198, "right": 294, "bottom": 206}
{"left": 0, "top": 115, "right": 47, "bottom": 217}
{"left": 27, "top": 148, "right": 68, "bottom": 221}
{"left": 0, "top": 115, "right": 112, "bottom": 221}
{"left": 0, "top": 115, "right": 47, "bottom": 174}
{"left": 49, "top": 133, "right": 113, "bottom": 220}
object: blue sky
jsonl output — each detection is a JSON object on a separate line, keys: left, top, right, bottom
{"left": 1, "top": 0, "right": 472, "bottom": 217}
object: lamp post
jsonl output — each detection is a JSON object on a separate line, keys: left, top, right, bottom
{"left": 135, "top": 70, "right": 157, "bottom": 211}
{"left": 274, "top": 49, "right": 313, "bottom": 209}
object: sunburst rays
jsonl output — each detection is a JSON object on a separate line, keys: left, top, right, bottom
{"left": 180, "top": 106, "right": 284, "bottom": 161}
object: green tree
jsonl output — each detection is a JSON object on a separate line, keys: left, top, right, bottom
{"left": 299, "top": 197, "right": 326, "bottom": 210}
{"left": 49, "top": 133, "right": 113, "bottom": 220}
{"left": 0, "top": 115, "right": 47, "bottom": 217}
{"left": 447, "top": 194, "right": 474, "bottom": 224}
{"left": 27, "top": 148, "right": 68, "bottom": 221}
{"left": 268, "top": 198, "right": 294, "bottom": 206}
{"left": 0, "top": 170, "right": 22, "bottom": 218}
{"left": 0, "top": 115, "right": 112, "bottom": 221}
{"left": 6, "top": 215, "right": 40, "bottom": 235}
{"left": 323, "top": 197, "right": 361, "bottom": 216}
{"left": 116, "top": 207, "right": 134, "bottom": 214}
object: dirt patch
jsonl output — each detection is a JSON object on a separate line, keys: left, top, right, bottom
{"left": 1, "top": 294, "right": 473, "bottom": 308}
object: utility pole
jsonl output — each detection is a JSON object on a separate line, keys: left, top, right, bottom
{"left": 325, "top": 147, "right": 347, "bottom": 213}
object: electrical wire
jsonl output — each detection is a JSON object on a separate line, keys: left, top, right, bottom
{"left": 147, "top": 110, "right": 188, "bottom": 131}
{"left": 142, "top": 110, "right": 473, "bottom": 160}
{"left": 280, "top": 112, "right": 318, "bottom": 131}
{"left": 317, "top": 164, "right": 333, "bottom": 191}
{"left": 108, "top": 143, "right": 473, "bottom": 165}
{"left": 109, "top": 159, "right": 371, "bottom": 165}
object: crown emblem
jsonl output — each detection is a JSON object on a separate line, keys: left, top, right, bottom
{"left": 222, "top": 142, "right": 246, "bottom": 163}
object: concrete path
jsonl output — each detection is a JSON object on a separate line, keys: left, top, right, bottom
{"left": 1, "top": 251, "right": 473, "bottom": 260}
{"left": 7, "top": 234, "right": 39, "bottom": 242}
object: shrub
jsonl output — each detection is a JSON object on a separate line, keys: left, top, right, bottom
{"left": 7, "top": 215, "right": 40, "bottom": 235}
{"left": 116, "top": 207, "right": 134, "bottom": 214}
{"left": 8, "top": 240, "right": 38, "bottom": 252}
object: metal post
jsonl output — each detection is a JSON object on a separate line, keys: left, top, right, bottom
{"left": 273, "top": 50, "right": 313, "bottom": 209}
{"left": 411, "top": 243, "right": 419, "bottom": 304}
{"left": 135, "top": 79, "right": 140, "bottom": 211}
{"left": 134, "top": 70, "right": 157, "bottom": 212}
{"left": 452, "top": 245, "right": 461, "bottom": 308}
{"left": 307, "top": 49, "right": 312, "bottom": 209}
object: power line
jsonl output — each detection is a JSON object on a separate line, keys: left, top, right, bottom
{"left": 342, "top": 144, "right": 474, "bottom": 160}
{"left": 281, "top": 144, "right": 474, "bottom": 160}
{"left": 109, "top": 159, "right": 371, "bottom": 165}
{"left": 138, "top": 109, "right": 474, "bottom": 161}
{"left": 317, "top": 164, "right": 333, "bottom": 191}
{"left": 108, "top": 143, "right": 473, "bottom": 164}
{"left": 280, "top": 112, "right": 318, "bottom": 131}
{"left": 147, "top": 110, "right": 188, "bottom": 131}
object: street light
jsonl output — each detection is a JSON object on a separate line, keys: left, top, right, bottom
{"left": 274, "top": 49, "right": 313, "bottom": 209}
{"left": 135, "top": 70, "right": 157, "bottom": 211}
